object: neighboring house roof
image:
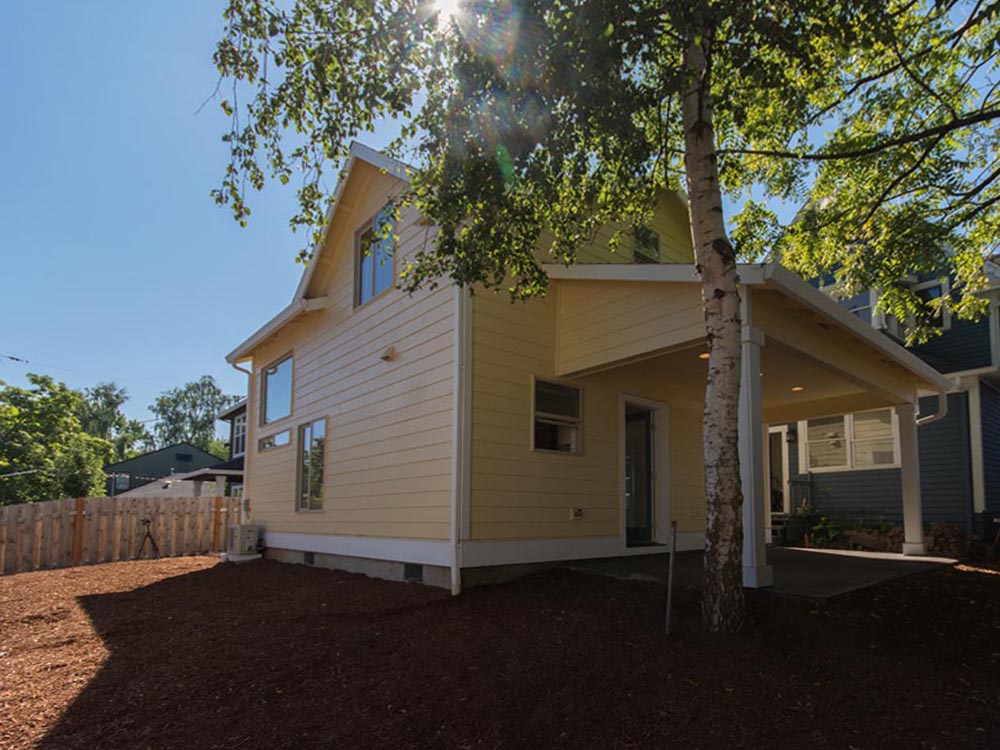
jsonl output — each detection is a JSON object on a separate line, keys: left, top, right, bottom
{"left": 104, "top": 442, "right": 221, "bottom": 474}
{"left": 175, "top": 456, "right": 245, "bottom": 484}
{"left": 218, "top": 399, "right": 247, "bottom": 421}
{"left": 227, "top": 142, "right": 410, "bottom": 364}
{"left": 115, "top": 478, "right": 203, "bottom": 498}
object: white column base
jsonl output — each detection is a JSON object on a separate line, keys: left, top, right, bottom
{"left": 743, "top": 564, "right": 774, "bottom": 588}
{"left": 902, "top": 542, "right": 927, "bottom": 556}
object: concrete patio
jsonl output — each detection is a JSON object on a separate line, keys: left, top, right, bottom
{"left": 566, "top": 546, "right": 956, "bottom": 599}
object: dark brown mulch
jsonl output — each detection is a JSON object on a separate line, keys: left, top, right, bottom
{"left": 2, "top": 557, "right": 999, "bottom": 750}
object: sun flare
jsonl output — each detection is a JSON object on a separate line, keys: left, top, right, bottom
{"left": 433, "top": 0, "right": 462, "bottom": 21}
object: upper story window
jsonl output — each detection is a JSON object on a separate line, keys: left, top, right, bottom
{"left": 231, "top": 413, "right": 247, "bottom": 458}
{"left": 356, "top": 204, "right": 396, "bottom": 306}
{"left": 261, "top": 355, "right": 293, "bottom": 425}
{"left": 803, "top": 409, "right": 898, "bottom": 472}
{"left": 913, "top": 278, "right": 951, "bottom": 330}
{"left": 533, "top": 380, "right": 581, "bottom": 453}
{"left": 846, "top": 290, "right": 874, "bottom": 327}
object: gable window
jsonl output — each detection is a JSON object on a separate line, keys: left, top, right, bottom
{"left": 802, "top": 409, "right": 898, "bottom": 472}
{"left": 533, "top": 380, "right": 581, "bottom": 453}
{"left": 175, "top": 452, "right": 193, "bottom": 463}
{"left": 634, "top": 227, "right": 660, "bottom": 264}
{"left": 231, "top": 413, "right": 247, "bottom": 458}
{"left": 356, "top": 204, "right": 396, "bottom": 306}
{"left": 261, "top": 355, "right": 293, "bottom": 425}
{"left": 297, "top": 418, "right": 326, "bottom": 511}
{"left": 913, "top": 278, "right": 951, "bottom": 330}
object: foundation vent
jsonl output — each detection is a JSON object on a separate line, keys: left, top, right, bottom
{"left": 403, "top": 563, "right": 424, "bottom": 582}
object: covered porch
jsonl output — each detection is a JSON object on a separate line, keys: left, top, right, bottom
{"left": 547, "top": 262, "right": 953, "bottom": 589}
{"left": 566, "top": 546, "right": 956, "bottom": 599}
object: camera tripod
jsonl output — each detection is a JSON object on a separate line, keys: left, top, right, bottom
{"left": 134, "top": 518, "right": 161, "bottom": 560}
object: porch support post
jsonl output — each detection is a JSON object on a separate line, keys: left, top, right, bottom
{"left": 739, "top": 324, "right": 773, "bottom": 588}
{"left": 896, "top": 402, "right": 926, "bottom": 556}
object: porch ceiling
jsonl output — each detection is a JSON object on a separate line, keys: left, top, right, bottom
{"left": 630, "top": 342, "right": 897, "bottom": 422}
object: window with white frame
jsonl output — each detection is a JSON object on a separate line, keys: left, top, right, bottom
{"left": 297, "top": 418, "right": 326, "bottom": 511}
{"left": 913, "top": 277, "right": 951, "bottom": 330}
{"left": 231, "top": 413, "right": 247, "bottom": 457}
{"left": 846, "top": 290, "right": 875, "bottom": 327}
{"left": 356, "top": 204, "right": 396, "bottom": 306}
{"left": 261, "top": 355, "right": 293, "bottom": 425}
{"left": 533, "top": 380, "right": 581, "bottom": 453}
{"left": 803, "top": 409, "right": 898, "bottom": 471}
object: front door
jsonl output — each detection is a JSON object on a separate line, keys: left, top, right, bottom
{"left": 625, "top": 409, "right": 654, "bottom": 546}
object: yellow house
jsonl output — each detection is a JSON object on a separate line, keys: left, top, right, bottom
{"left": 227, "top": 143, "right": 951, "bottom": 592}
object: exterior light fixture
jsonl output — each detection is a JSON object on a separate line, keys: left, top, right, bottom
{"left": 791, "top": 385, "right": 804, "bottom": 392}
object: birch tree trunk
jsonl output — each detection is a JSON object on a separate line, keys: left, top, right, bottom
{"left": 681, "top": 16, "right": 747, "bottom": 633}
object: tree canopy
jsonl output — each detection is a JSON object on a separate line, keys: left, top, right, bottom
{"left": 78, "top": 382, "right": 155, "bottom": 462}
{"left": 0, "top": 375, "right": 112, "bottom": 504}
{"left": 149, "top": 375, "right": 239, "bottom": 455}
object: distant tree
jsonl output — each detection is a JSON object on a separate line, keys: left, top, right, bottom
{"left": 149, "top": 376, "right": 239, "bottom": 452}
{"left": 0, "top": 375, "right": 112, "bottom": 504}
{"left": 207, "top": 436, "right": 230, "bottom": 460}
{"left": 77, "top": 382, "right": 154, "bottom": 461}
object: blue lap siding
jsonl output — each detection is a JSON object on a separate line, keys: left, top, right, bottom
{"left": 791, "top": 392, "right": 974, "bottom": 529}
{"left": 980, "top": 383, "right": 1000, "bottom": 533}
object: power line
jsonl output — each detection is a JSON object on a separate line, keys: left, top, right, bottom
{"left": 0, "top": 352, "right": 173, "bottom": 390}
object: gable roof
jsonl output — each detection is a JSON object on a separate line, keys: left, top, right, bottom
{"left": 103, "top": 442, "right": 221, "bottom": 473}
{"left": 227, "top": 143, "right": 410, "bottom": 365}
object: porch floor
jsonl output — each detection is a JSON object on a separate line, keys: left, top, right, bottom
{"left": 565, "top": 546, "right": 956, "bottom": 599}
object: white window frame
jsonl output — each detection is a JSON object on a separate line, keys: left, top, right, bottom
{"left": 231, "top": 413, "right": 247, "bottom": 458}
{"left": 798, "top": 408, "right": 901, "bottom": 474}
{"left": 531, "top": 377, "right": 583, "bottom": 455}
{"left": 912, "top": 277, "right": 952, "bottom": 331}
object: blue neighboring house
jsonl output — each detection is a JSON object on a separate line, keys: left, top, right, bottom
{"left": 768, "top": 264, "right": 1000, "bottom": 538}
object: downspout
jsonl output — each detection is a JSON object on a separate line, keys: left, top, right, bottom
{"left": 916, "top": 389, "right": 949, "bottom": 427}
{"left": 450, "top": 285, "right": 471, "bottom": 595}
{"left": 229, "top": 359, "right": 253, "bottom": 524}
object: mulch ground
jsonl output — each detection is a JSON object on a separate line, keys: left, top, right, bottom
{"left": 2, "top": 558, "right": 999, "bottom": 750}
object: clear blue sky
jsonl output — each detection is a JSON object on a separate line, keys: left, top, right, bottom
{"left": 0, "top": 2, "right": 393, "bottom": 426}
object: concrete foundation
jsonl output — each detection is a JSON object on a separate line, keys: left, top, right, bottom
{"left": 264, "top": 547, "right": 451, "bottom": 589}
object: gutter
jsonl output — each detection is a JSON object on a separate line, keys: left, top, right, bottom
{"left": 916, "top": 389, "right": 949, "bottom": 426}
{"left": 226, "top": 295, "right": 331, "bottom": 364}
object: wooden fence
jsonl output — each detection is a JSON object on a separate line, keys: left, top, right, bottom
{"left": 0, "top": 495, "right": 241, "bottom": 576}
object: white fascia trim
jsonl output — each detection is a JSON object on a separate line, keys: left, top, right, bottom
{"left": 226, "top": 296, "right": 332, "bottom": 363}
{"left": 764, "top": 264, "right": 953, "bottom": 393}
{"left": 460, "top": 533, "right": 705, "bottom": 568}
{"left": 174, "top": 469, "right": 245, "bottom": 481}
{"left": 543, "top": 262, "right": 768, "bottom": 285}
{"left": 263, "top": 531, "right": 451, "bottom": 567}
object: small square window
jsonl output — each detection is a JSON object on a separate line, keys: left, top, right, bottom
{"left": 175, "top": 452, "right": 193, "bottom": 462}
{"left": 634, "top": 227, "right": 660, "bottom": 264}
{"left": 114, "top": 474, "right": 130, "bottom": 491}
{"left": 533, "top": 380, "right": 581, "bottom": 453}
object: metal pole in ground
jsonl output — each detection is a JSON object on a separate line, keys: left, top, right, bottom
{"left": 665, "top": 520, "right": 678, "bottom": 636}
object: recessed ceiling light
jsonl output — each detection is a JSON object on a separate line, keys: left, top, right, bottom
{"left": 698, "top": 352, "right": 710, "bottom": 360}
{"left": 791, "top": 385, "right": 804, "bottom": 392}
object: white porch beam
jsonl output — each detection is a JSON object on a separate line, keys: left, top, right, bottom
{"left": 740, "top": 323, "right": 773, "bottom": 588}
{"left": 895, "top": 403, "right": 927, "bottom": 555}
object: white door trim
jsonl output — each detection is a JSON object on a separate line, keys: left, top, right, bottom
{"left": 767, "top": 425, "right": 791, "bottom": 515}
{"left": 620, "top": 394, "right": 670, "bottom": 545}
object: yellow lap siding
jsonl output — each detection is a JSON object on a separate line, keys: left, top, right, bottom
{"left": 244, "top": 162, "right": 454, "bottom": 541}
{"left": 469, "top": 287, "right": 707, "bottom": 542}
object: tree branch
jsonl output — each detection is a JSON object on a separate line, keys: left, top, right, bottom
{"left": 721, "top": 108, "right": 1000, "bottom": 162}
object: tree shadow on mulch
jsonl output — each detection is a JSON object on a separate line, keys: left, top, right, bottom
{"left": 39, "top": 560, "right": 1000, "bottom": 750}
